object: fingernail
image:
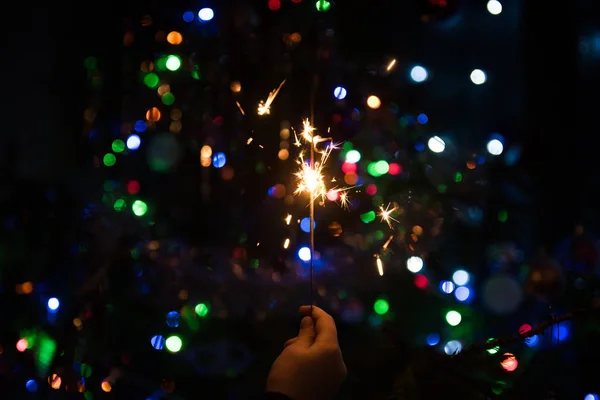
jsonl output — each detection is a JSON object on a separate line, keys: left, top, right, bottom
{"left": 300, "top": 316, "right": 312, "bottom": 328}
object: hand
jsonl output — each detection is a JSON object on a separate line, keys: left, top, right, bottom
{"left": 266, "top": 306, "right": 347, "bottom": 400}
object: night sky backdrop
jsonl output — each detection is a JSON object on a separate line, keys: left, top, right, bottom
{"left": 3, "top": 1, "right": 600, "bottom": 399}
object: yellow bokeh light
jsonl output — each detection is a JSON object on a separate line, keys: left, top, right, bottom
{"left": 157, "top": 84, "right": 171, "bottom": 96}
{"left": 278, "top": 149, "right": 289, "bottom": 160}
{"left": 366, "top": 95, "right": 381, "bottom": 109}
{"left": 146, "top": 107, "right": 161, "bottom": 122}
{"left": 201, "top": 145, "right": 212, "bottom": 158}
{"left": 230, "top": 81, "right": 242, "bottom": 93}
{"left": 49, "top": 374, "right": 61, "bottom": 390}
{"left": 101, "top": 380, "right": 112, "bottom": 392}
{"left": 167, "top": 31, "right": 183, "bottom": 45}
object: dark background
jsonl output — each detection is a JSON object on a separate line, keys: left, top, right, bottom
{"left": 3, "top": 1, "right": 600, "bottom": 399}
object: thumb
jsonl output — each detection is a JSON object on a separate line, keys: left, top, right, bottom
{"left": 296, "top": 316, "right": 315, "bottom": 347}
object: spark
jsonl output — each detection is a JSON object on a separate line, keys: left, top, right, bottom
{"left": 284, "top": 214, "right": 292, "bottom": 225}
{"left": 257, "top": 79, "right": 286, "bottom": 116}
{"left": 375, "top": 255, "right": 384, "bottom": 276}
{"left": 386, "top": 59, "right": 397, "bottom": 72}
{"left": 236, "top": 101, "right": 245, "bottom": 115}
{"left": 382, "top": 235, "right": 394, "bottom": 251}
{"left": 283, "top": 238, "right": 290, "bottom": 249}
{"left": 247, "top": 138, "right": 253, "bottom": 145}
{"left": 378, "top": 203, "right": 399, "bottom": 229}
{"left": 293, "top": 119, "right": 351, "bottom": 205}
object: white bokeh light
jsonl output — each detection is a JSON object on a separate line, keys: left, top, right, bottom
{"left": 428, "top": 136, "right": 445, "bottom": 153}
{"left": 452, "top": 269, "right": 470, "bottom": 286}
{"left": 470, "top": 69, "right": 487, "bottom": 85}
{"left": 127, "top": 134, "right": 141, "bottom": 150}
{"left": 47, "top": 297, "right": 60, "bottom": 311}
{"left": 487, "top": 0, "right": 502, "bottom": 15}
{"left": 406, "top": 256, "right": 424, "bottom": 273}
{"left": 444, "top": 340, "right": 463, "bottom": 355}
{"left": 298, "top": 247, "right": 311, "bottom": 262}
{"left": 198, "top": 8, "right": 214, "bottom": 21}
{"left": 486, "top": 139, "right": 504, "bottom": 155}
{"left": 410, "top": 66, "right": 428, "bottom": 83}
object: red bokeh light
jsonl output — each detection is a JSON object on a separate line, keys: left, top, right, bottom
{"left": 127, "top": 180, "right": 141, "bottom": 194}
{"left": 268, "top": 0, "right": 281, "bottom": 10}
{"left": 501, "top": 353, "right": 518, "bottom": 372}
{"left": 341, "top": 162, "right": 357, "bottom": 174}
{"left": 16, "top": 338, "right": 28, "bottom": 352}
{"left": 388, "top": 163, "right": 402, "bottom": 175}
{"left": 518, "top": 324, "right": 532, "bottom": 334}
{"left": 365, "top": 184, "right": 377, "bottom": 196}
{"left": 414, "top": 274, "right": 429, "bottom": 289}
{"left": 326, "top": 190, "right": 339, "bottom": 201}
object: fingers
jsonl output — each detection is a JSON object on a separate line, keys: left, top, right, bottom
{"left": 299, "top": 305, "right": 338, "bottom": 346}
{"left": 295, "top": 316, "right": 316, "bottom": 347}
{"left": 284, "top": 337, "right": 298, "bottom": 348}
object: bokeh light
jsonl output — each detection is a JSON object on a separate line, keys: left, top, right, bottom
{"left": 410, "top": 65, "right": 428, "bottom": 82}
{"left": 198, "top": 8, "right": 214, "bottom": 21}
{"left": 165, "top": 336, "right": 183, "bottom": 353}
{"left": 445, "top": 310, "right": 462, "bottom": 326}
{"left": 487, "top": 0, "right": 502, "bottom": 15}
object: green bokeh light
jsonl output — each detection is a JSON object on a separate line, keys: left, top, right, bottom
{"left": 143, "top": 72, "right": 159, "bottom": 88}
{"left": 360, "top": 210, "right": 376, "bottom": 224}
{"left": 373, "top": 299, "right": 389, "bottom": 315}
{"left": 165, "top": 335, "right": 182, "bottom": 353}
{"left": 162, "top": 92, "right": 175, "bottom": 105}
{"left": 345, "top": 149, "right": 361, "bottom": 164}
{"left": 113, "top": 198, "right": 126, "bottom": 212}
{"left": 445, "top": 310, "right": 462, "bottom": 326}
{"left": 166, "top": 55, "right": 181, "bottom": 71}
{"left": 132, "top": 200, "right": 148, "bottom": 216}
{"left": 103, "top": 153, "right": 116, "bottom": 167}
{"left": 195, "top": 303, "right": 209, "bottom": 317}
{"left": 112, "top": 139, "right": 125, "bottom": 153}
{"left": 316, "top": 0, "right": 331, "bottom": 11}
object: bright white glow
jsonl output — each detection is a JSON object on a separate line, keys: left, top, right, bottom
{"left": 428, "top": 136, "right": 445, "bottom": 153}
{"left": 470, "top": 69, "right": 486, "bottom": 85}
{"left": 127, "top": 134, "right": 141, "bottom": 150}
{"left": 410, "top": 66, "right": 428, "bottom": 83}
{"left": 333, "top": 86, "right": 347, "bottom": 100}
{"left": 487, "top": 0, "right": 502, "bottom": 15}
{"left": 452, "top": 269, "right": 470, "bottom": 286}
{"left": 47, "top": 297, "right": 60, "bottom": 311}
{"left": 406, "top": 256, "right": 423, "bottom": 273}
{"left": 298, "top": 247, "right": 311, "bottom": 262}
{"left": 487, "top": 139, "right": 504, "bottom": 155}
{"left": 198, "top": 8, "right": 214, "bottom": 21}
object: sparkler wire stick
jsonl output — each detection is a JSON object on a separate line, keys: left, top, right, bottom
{"left": 309, "top": 143, "right": 315, "bottom": 312}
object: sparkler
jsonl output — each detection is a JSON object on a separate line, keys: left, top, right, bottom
{"left": 374, "top": 203, "right": 400, "bottom": 275}
{"left": 257, "top": 79, "right": 286, "bottom": 116}
{"left": 293, "top": 118, "right": 350, "bottom": 306}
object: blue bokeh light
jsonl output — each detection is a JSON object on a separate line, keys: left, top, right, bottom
{"left": 25, "top": 380, "right": 38, "bottom": 392}
{"left": 426, "top": 333, "right": 440, "bottom": 346}
{"left": 300, "top": 217, "right": 316, "bottom": 233}
{"left": 134, "top": 120, "right": 147, "bottom": 133}
{"left": 212, "top": 152, "right": 226, "bottom": 168}
{"left": 183, "top": 11, "right": 195, "bottom": 22}
{"left": 166, "top": 311, "right": 181, "bottom": 328}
